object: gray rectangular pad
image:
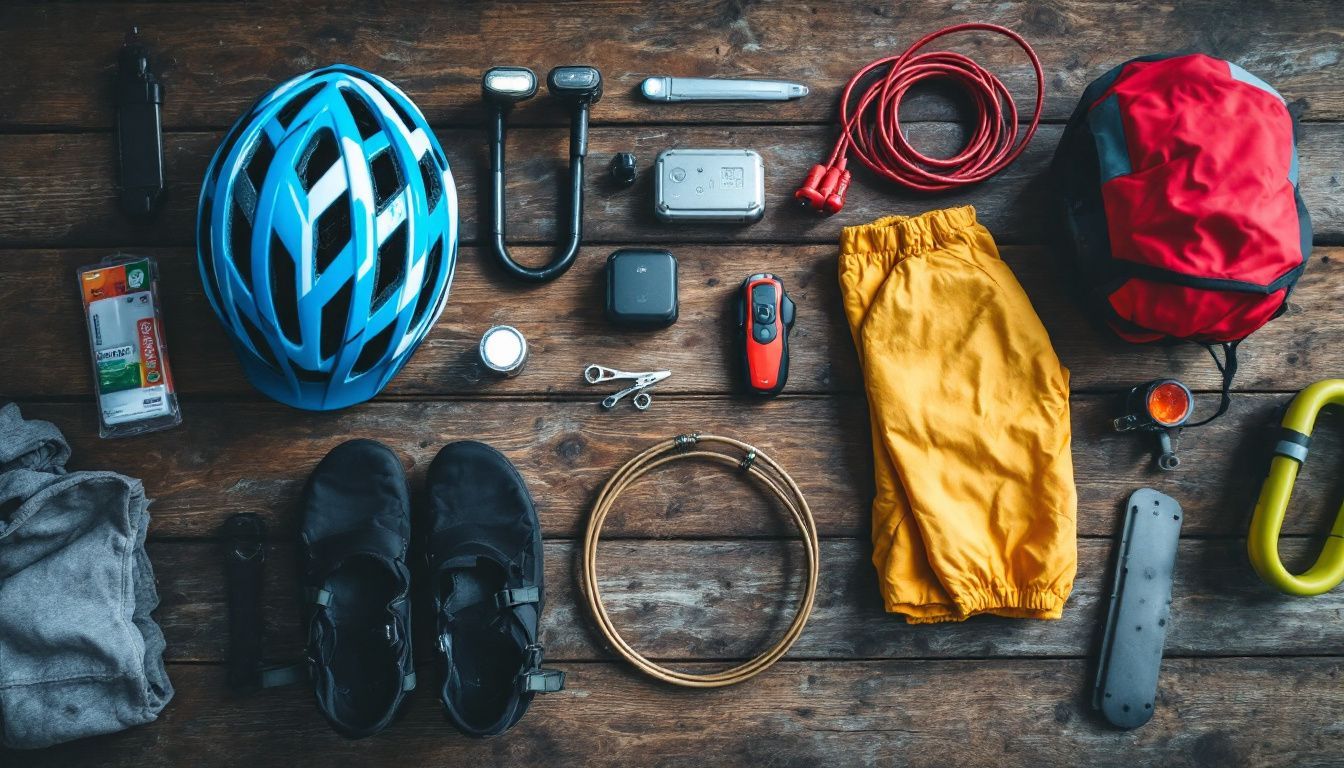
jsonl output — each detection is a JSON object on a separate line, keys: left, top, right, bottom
{"left": 1093, "top": 488, "right": 1183, "bottom": 729}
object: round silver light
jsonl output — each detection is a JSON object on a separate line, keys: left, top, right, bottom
{"left": 479, "top": 325, "right": 528, "bottom": 376}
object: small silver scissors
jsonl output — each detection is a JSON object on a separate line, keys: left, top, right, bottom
{"left": 584, "top": 364, "right": 672, "bottom": 411}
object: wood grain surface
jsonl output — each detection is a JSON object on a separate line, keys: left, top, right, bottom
{"left": 2, "top": 0, "right": 1341, "bottom": 128}
{"left": 15, "top": 659, "right": 1344, "bottom": 768}
{"left": 151, "top": 537, "right": 1344, "bottom": 663}
{"left": 11, "top": 393, "right": 1344, "bottom": 540}
{"left": 4, "top": 124, "right": 1344, "bottom": 247}
{"left": 2, "top": 1, "right": 1342, "bottom": 766}
{"left": 1, "top": 246, "right": 1340, "bottom": 398}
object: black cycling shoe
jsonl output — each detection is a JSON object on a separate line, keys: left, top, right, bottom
{"left": 299, "top": 439, "right": 416, "bottom": 739}
{"left": 425, "top": 440, "right": 563, "bottom": 738}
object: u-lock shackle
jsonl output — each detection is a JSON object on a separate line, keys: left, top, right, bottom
{"left": 482, "top": 65, "right": 603, "bottom": 283}
{"left": 1248, "top": 379, "right": 1344, "bottom": 596}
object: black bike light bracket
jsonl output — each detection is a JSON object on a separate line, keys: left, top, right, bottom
{"left": 1113, "top": 379, "right": 1193, "bottom": 470}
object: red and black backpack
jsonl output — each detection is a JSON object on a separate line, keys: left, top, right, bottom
{"left": 1052, "top": 53, "right": 1311, "bottom": 423}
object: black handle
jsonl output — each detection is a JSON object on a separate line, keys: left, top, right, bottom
{"left": 488, "top": 103, "right": 588, "bottom": 283}
{"left": 223, "top": 513, "right": 266, "bottom": 692}
{"left": 115, "top": 37, "right": 165, "bottom": 219}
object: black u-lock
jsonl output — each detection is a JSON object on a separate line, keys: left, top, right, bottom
{"left": 482, "top": 65, "right": 603, "bottom": 283}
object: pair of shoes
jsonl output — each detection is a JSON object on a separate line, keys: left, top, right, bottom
{"left": 299, "top": 439, "right": 562, "bottom": 739}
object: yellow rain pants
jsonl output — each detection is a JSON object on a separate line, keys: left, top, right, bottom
{"left": 839, "top": 206, "right": 1076, "bottom": 624}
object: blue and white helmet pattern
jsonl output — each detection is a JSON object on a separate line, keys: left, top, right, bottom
{"left": 197, "top": 65, "right": 457, "bottom": 410}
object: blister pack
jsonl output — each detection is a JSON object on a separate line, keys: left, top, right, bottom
{"left": 77, "top": 254, "right": 181, "bottom": 437}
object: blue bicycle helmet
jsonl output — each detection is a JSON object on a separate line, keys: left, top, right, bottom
{"left": 197, "top": 65, "right": 457, "bottom": 410}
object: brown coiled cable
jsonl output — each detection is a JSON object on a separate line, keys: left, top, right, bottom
{"left": 581, "top": 433, "right": 819, "bottom": 687}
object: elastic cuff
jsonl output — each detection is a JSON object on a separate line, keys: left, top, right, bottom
{"left": 903, "top": 610, "right": 969, "bottom": 625}
{"left": 839, "top": 205, "right": 979, "bottom": 259}
{"left": 882, "top": 596, "right": 961, "bottom": 621}
{"left": 954, "top": 587, "right": 1069, "bottom": 621}
{"left": 888, "top": 587, "right": 1068, "bottom": 624}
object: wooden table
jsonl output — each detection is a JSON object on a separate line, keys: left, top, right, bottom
{"left": 3, "top": 2, "right": 1342, "bottom": 766}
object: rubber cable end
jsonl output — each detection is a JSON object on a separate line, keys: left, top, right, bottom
{"left": 794, "top": 164, "right": 827, "bottom": 210}
{"left": 821, "top": 170, "right": 851, "bottom": 216}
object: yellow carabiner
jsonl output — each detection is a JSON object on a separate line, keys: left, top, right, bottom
{"left": 1248, "top": 379, "right": 1344, "bottom": 596}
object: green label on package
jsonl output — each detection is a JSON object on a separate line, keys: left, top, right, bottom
{"left": 97, "top": 356, "right": 143, "bottom": 393}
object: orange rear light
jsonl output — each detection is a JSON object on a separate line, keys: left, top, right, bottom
{"left": 1147, "top": 381, "right": 1192, "bottom": 426}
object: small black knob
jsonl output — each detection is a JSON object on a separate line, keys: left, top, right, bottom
{"left": 609, "top": 152, "right": 637, "bottom": 186}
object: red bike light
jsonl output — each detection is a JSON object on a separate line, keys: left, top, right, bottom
{"left": 1146, "top": 380, "right": 1192, "bottom": 427}
{"left": 1113, "top": 378, "right": 1195, "bottom": 471}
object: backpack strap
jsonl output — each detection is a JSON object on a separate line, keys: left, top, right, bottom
{"left": 1186, "top": 340, "right": 1240, "bottom": 427}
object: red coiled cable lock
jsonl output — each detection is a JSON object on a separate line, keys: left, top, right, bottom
{"left": 796, "top": 23, "right": 1044, "bottom": 214}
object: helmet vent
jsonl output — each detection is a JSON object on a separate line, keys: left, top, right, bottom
{"left": 418, "top": 154, "right": 443, "bottom": 211}
{"left": 277, "top": 83, "right": 324, "bottom": 128}
{"left": 369, "top": 149, "right": 404, "bottom": 211}
{"left": 236, "top": 305, "right": 281, "bottom": 372}
{"left": 299, "top": 129, "right": 341, "bottom": 192}
{"left": 269, "top": 233, "right": 301, "bottom": 345}
{"left": 340, "top": 88, "right": 381, "bottom": 140}
{"left": 321, "top": 280, "right": 353, "bottom": 361}
{"left": 199, "top": 195, "right": 222, "bottom": 308}
{"left": 372, "top": 221, "right": 408, "bottom": 312}
{"left": 292, "top": 366, "right": 327, "bottom": 384}
{"left": 314, "top": 190, "right": 352, "bottom": 275}
{"left": 410, "top": 237, "right": 443, "bottom": 330}
{"left": 228, "top": 203, "right": 255, "bottom": 288}
{"left": 352, "top": 322, "right": 395, "bottom": 377}
{"left": 384, "top": 92, "right": 417, "bottom": 134}
{"left": 245, "top": 136, "right": 276, "bottom": 197}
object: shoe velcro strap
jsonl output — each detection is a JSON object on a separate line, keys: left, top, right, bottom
{"left": 430, "top": 538, "right": 515, "bottom": 572}
{"left": 523, "top": 642, "right": 544, "bottom": 669}
{"left": 521, "top": 669, "right": 565, "bottom": 693}
{"left": 402, "top": 671, "right": 417, "bottom": 692}
{"left": 308, "top": 527, "right": 406, "bottom": 570}
{"left": 307, "top": 587, "right": 333, "bottom": 607}
{"left": 494, "top": 586, "right": 540, "bottom": 609}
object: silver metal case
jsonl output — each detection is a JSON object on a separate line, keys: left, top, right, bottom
{"left": 654, "top": 149, "right": 765, "bottom": 223}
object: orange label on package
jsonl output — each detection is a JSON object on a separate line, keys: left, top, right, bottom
{"left": 136, "top": 317, "right": 172, "bottom": 390}
{"left": 81, "top": 260, "right": 151, "bottom": 305}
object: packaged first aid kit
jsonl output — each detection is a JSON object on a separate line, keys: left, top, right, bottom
{"left": 77, "top": 255, "right": 181, "bottom": 438}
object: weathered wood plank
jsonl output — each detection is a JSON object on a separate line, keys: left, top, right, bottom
{"left": 153, "top": 537, "right": 1344, "bottom": 663}
{"left": 6, "top": 658, "right": 1341, "bottom": 768}
{"left": 0, "top": 245, "right": 1338, "bottom": 398}
{"left": 2, "top": 0, "right": 1341, "bottom": 129}
{"left": 2, "top": 3, "right": 1340, "bottom": 767}
{"left": 3, "top": 123, "right": 1342, "bottom": 248}
{"left": 12, "top": 393, "right": 1344, "bottom": 539}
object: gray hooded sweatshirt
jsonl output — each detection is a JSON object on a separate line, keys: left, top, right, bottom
{"left": 0, "top": 403, "right": 173, "bottom": 749}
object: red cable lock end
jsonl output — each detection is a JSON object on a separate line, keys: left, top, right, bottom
{"left": 816, "top": 166, "right": 843, "bottom": 199}
{"left": 794, "top": 164, "right": 828, "bottom": 209}
{"left": 821, "top": 170, "right": 851, "bottom": 216}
